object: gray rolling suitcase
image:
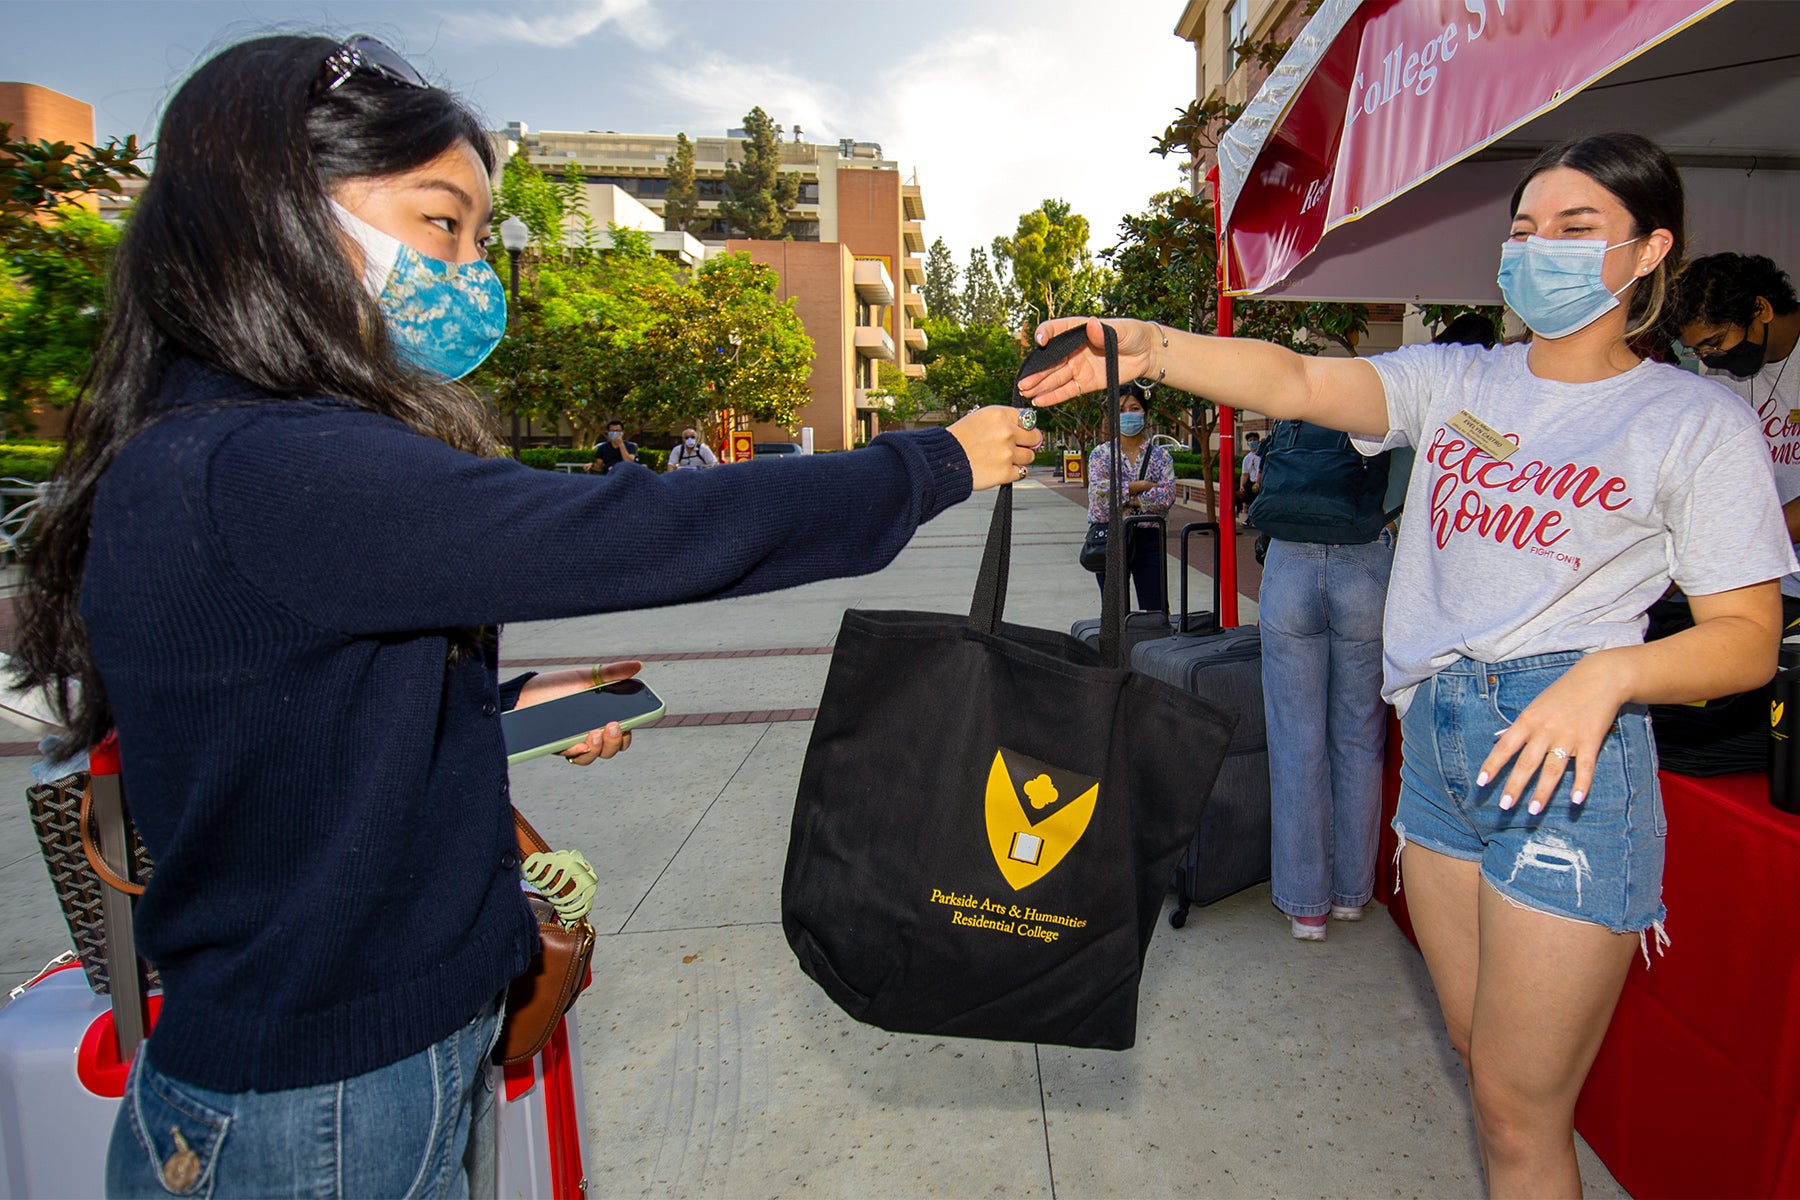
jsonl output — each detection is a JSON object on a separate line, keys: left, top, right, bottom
{"left": 1128, "top": 523, "right": 1270, "bottom": 927}
{"left": 1071, "top": 512, "right": 1170, "bottom": 654}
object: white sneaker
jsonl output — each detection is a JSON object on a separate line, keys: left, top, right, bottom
{"left": 1330, "top": 904, "right": 1366, "bottom": 922}
{"left": 1290, "top": 916, "right": 1328, "bottom": 941}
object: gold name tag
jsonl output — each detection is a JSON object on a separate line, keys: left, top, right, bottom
{"left": 1445, "top": 409, "right": 1516, "bottom": 461}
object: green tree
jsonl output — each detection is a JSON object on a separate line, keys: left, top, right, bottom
{"left": 922, "top": 237, "right": 961, "bottom": 325}
{"left": 474, "top": 231, "right": 811, "bottom": 444}
{"left": 911, "top": 316, "right": 1022, "bottom": 421}
{"left": 559, "top": 162, "right": 597, "bottom": 253}
{"left": 1417, "top": 302, "right": 1504, "bottom": 338}
{"left": 0, "top": 122, "right": 145, "bottom": 426}
{"left": 996, "top": 199, "right": 1104, "bottom": 326}
{"left": 663, "top": 133, "right": 699, "bottom": 233}
{"left": 0, "top": 209, "right": 119, "bottom": 420}
{"left": 494, "top": 151, "right": 566, "bottom": 253}
{"left": 717, "top": 107, "right": 798, "bottom": 240}
{"left": 1, "top": 121, "right": 143, "bottom": 259}
{"left": 866, "top": 361, "right": 936, "bottom": 426}
{"left": 961, "top": 246, "right": 1013, "bottom": 329}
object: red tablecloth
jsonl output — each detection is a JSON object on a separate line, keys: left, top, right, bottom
{"left": 1376, "top": 720, "right": 1800, "bottom": 1198}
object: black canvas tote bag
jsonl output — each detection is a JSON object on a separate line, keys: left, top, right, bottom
{"left": 781, "top": 325, "right": 1237, "bottom": 1050}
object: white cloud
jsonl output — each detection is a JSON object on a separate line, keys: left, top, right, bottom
{"left": 444, "top": 0, "right": 669, "bottom": 50}
{"left": 871, "top": 10, "right": 1197, "bottom": 263}
{"left": 646, "top": 52, "right": 850, "bottom": 142}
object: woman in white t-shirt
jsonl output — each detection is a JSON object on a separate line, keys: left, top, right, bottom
{"left": 1021, "top": 133, "right": 1794, "bottom": 1198}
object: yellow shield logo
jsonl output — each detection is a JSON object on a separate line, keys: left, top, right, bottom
{"left": 985, "top": 748, "right": 1099, "bottom": 891}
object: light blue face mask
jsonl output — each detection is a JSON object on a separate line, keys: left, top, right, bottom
{"left": 1117, "top": 412, "right": 1146, "bottom": 437}
{"left": 1496, "top": 234, "right": 1640, "bottom": 340}
{"left": 331, "top": 201, "right": 507, "bottom": 379}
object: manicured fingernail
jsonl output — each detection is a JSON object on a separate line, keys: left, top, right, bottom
{"left": 1493, "top": 729, "right": 1504, "bottom": 738}
{"left": 1476, "top": 771, "right": 1490, "bottom": 786}
{"left": 1528, "top": 799, "right": 1543, "bottom": 815}
{"left": 1571, "top": 790, "right": 1585, "bottom": 805}
{"left": 1499, "top": 793, "right": 1514, "bottom": 810}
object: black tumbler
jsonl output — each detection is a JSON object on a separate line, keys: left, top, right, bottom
{"left": 1769, "top": 646, "right": 1800, "bottom": 814}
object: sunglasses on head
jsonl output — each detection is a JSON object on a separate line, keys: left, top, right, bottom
{"left": 318, "top": 36, "right": 428, "bottom": 94}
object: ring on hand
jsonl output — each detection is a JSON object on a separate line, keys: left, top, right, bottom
{"left": 1016, "top": 465, "right": 1029, "bottom": 479}
{"left": 1548, "top": 746, "right": 1570, "bottom": 760}
{"left": 1017, "top": 407, "right": 1037, "bottom": 431}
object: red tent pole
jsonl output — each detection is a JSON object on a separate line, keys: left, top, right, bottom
{"left": 1208, "top": 165, "right": 1239, "bottom": 628}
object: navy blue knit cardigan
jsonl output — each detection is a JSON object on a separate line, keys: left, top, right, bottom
{"left": 82, "top": 361, "right": 972, "bottom": 1092}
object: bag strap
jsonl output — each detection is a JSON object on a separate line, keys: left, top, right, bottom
{"left": 78, "top": 733, "right": 153, "bottom": 1061}
{"left": 79, "top": 780, "right": 144, "bottom": 896}
{"left": 1099, "top": 326, "right": 1129, "bottom": 665}
{"left": 513, "top": 806, "right": 553, "bottom": 857}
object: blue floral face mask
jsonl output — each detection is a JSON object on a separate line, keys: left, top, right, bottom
{"left": 1117, "top": 412, "right": 1146, "bottom": 437}
{"left": 1496, "top": 234, "right": 1640, "bottom": 340}
{"left": 331, "top": 201, "right": 507, "bottom": 379}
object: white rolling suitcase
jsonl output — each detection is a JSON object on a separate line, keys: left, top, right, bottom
{"left": 495, "top": 1011, "right": 590, "bottom": 1198}
{"left": 0, "top": 737, "right": 154, "bottom": 1199}
{"left": 0, "top": 737, "right": 591, "bottom": 1199}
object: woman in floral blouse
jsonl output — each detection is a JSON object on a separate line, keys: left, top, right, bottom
{"left": 1085, "top": 382, "right": 1176, "bottom": 610}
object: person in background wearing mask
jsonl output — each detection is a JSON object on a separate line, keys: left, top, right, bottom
{"left": 1085, "top": 381, "right": 1174, "bottom": 611}
{"left": 1023, "top": 133, "right": 1792, "bottom": 1198}
{"left": 668, "top": 426, "right": 718, "bottom": 471}
{"left": 1235, "top": 432, "right": 1262, "bottom": 528}
{"left": 1671, "top": 253, "right": 1800, "bottom": 629}
{"left": 11, "top": 33, "right": 1041, "bottom": 1194}
{"left": 589, "top": 418, "right": 636, "bottom": 474}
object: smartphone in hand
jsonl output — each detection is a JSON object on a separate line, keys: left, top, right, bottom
{"left": 502, "top": 679, "right": 665, "bottom": 764}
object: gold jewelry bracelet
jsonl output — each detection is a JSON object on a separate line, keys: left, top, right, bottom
{"left": 1148, "top": 321, "right": 1170, "bottom": 382}
{"left": 591, "top": 663, "right": 605, "bottom": 689}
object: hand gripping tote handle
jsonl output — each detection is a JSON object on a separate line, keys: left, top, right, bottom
{"left": 781, "top": 322, "right": 1236, "bottom": 1050}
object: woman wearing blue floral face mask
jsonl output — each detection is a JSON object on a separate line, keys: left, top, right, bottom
{"left": 1022, "top": 132, "right": 1792, "bottom": 1197}
{"left": 13, "top": 33, "right": 1039, "bottom": 1196}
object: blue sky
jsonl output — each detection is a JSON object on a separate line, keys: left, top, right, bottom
{"left": 2, "top": 0, "right": 1199, "bottom": 265}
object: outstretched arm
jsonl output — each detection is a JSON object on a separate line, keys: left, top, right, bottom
{"left": 1019, "top": 317, "right": 1391, "bottom": 439}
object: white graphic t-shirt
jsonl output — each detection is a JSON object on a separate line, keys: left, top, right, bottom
{"left": 1356, "top": 342, "right": 1796, "bottom": 712}
{"left": 1703, "top": 354, "right": 1800, "bottom": 597}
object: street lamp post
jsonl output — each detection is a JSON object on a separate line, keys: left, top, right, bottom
{"left": 500, "top": 216, "right": 530, "bottom": 456}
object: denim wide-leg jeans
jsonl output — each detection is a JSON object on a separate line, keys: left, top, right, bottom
{"left": 1259, "top": 532, "right": 1393, "bottom": 918}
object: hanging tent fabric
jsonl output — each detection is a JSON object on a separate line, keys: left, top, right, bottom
{"left": 1216, "top": 0, "right": 1800, "bottom": 303}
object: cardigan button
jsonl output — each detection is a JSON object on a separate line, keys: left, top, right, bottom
{"left": 482, "top": 701, "right": 497, "bottom": 717}
{"left": 501, "top": 852, "right": 519, "bottom": 869}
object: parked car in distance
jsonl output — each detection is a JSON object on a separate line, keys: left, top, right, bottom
{"left": 753, "top": 442, "right": 805, "bottom": 457}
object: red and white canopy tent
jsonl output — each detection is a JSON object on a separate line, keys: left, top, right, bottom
{"left": 1205, "top": 0, "right": 1800, "bottom": 624}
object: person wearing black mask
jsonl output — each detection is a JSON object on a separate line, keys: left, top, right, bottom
{"left": 1672, "top": 253, "right": 1800, "bottom": 624}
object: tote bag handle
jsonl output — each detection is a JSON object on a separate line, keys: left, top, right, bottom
{"left": 972, "top": 324, "right": 1130, "bottom": 666}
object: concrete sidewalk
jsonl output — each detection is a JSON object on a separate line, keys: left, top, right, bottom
{"left": 0, "top": 477, "right": 1626, "bottom": 1198}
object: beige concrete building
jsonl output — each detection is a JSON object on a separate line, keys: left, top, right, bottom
{"left": 504, "top": 124, "right": 929, "bottom": 450}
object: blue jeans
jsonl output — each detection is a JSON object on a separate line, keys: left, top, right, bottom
{"left": 1395, "top": 652, "right": 1666, "bottom": 933}
{"left": 106, "top": 998, "right": 502, "bottom": 1198}
{"left": 1260, "top": 533, "right": 1393, "bottom": 917}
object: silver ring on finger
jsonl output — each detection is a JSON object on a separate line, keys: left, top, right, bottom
{"left": 1017, "top": 407, "right": 1037, "bottom": 431}
{"left": 1548, "top": 746, "right": 1570, "bottom": 759}
{"left": 1016, "top": 465, "right": 1029, "bottom": 480}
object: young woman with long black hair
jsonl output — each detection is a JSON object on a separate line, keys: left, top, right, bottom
{"left": 13, "top": 34, "right": 1037, "bottom": 1196}
{"left": 1022, "top": 133, "right": 1794, "bottom": 1197}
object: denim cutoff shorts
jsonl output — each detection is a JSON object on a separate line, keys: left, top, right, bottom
{"left": 1395, "top": 650, "right": 1666, "bottom": 934}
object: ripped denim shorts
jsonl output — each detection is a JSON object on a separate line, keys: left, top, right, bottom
{"left": 1395, "top": 651, "right": 1667, "bottom": 936}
